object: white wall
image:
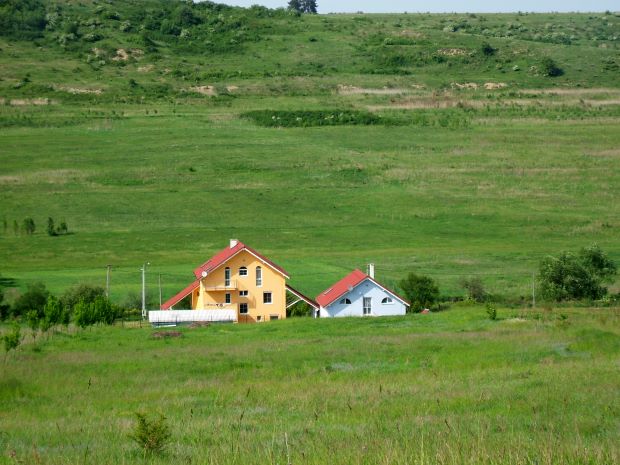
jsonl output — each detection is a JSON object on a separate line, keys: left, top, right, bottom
{"left": 321, "top": 279, "right": 407, "bottom": 318}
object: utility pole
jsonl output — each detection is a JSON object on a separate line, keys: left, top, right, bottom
{"left": 158, "top": 273, "right": 162, "bottom": 309}
{"left": 532, "top": 272, "right": 536, "bottom": 308}
{"left": 105, "top": 264, "right": 112, "bottom": 298}
{"left": 141, "top": 262, "right": 150, "bottom": 319}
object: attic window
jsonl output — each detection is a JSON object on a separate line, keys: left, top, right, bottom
{"left": 381, "top": 297, "right": 394, "bottom": 304}
{"left": 339, "top": 298, "right": 352, "bottom": 305}
{"left": 239, "top": 266, "right": 248, "bottom": 276}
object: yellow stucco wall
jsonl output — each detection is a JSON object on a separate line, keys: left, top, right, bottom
{"left": 193, "top": 250, "right": 286, "bottom": 323}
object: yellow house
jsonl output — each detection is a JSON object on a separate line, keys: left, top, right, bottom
{"left": 161, "top": 239, "right": 316, "bottom": 323}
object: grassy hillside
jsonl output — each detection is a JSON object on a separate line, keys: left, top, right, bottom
{"left": 0, "top": 1, "right": 619, "bottom": 303}
{"left": 1, "top": 307, "right": 619, "bottom": 464}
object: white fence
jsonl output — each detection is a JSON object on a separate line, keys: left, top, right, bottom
{"left": 148, "top": 309, "right": 237, "bottom": 326}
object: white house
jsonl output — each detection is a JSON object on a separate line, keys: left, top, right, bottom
{"left": 316, "top": 265, "right": 409, "bottom": 318}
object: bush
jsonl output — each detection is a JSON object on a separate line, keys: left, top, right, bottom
{"left": 485, "top": 302, "right": 497, "bottom": 320}
{"left": 11, "top": 282, "right": 49, "bottom": 318}
{"left": 3, "top": 322, "right": 22, "bottom": 359}
{"left": 539, "top": 245, "right": 617, "bottom": 301}
{"left": 460, "top": 277, "right": 487, "bottom": 302}
{"left": 74, "top": 296, "right": 120, "bottom": 328}
{"left": 241, "top": 110, "right": 389, "bottom": 128}
{"left": 541, "top": 57, "right": 563, "bottom": 77}
{"left": 61, "top": 284, "right": 105, "bottom": 313}
{"left": 399, "top": 273, "right": 440, "bottom": 312}
{"left": 129, "top": 413, "right": 171, "bottom": 456}
{"left": 480, "top": 42, "right": 497, "bottom": 56}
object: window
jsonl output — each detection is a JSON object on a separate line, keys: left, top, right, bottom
{"left": 381, "top": 297, "right": 393, "bottom": 304}
{"left": 225, "top": 293, "right": 231, "bottom": 304}
{"left": 339, "top": 298, "right": 352, "bottom": 305}
{"left": 239, "top": 290, "right": 248, "bottom": 297}
{"left": 256, "top": 266, "right": 262, "bottom": 287}
{"left": 239, "top": 266, "right": 248, "bottom": 276}
{"left": 257, "top": 316, "right": 262, "bottom": 322}
{"left": 270, "top": 315, "right": 279, "bottom": 321}
{"left": 363, "top": 297, "right": 372, "bottom": 315}
{"left": 239, "top": 303, "right": 248, "bottom": 314}
{"left": 263, "top": 292, "right": 272, "bottom": 304}
{"left": 224, "top": 267, "right": 231, "bottom": 287}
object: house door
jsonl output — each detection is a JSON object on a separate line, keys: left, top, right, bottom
{"left": 363, "top": 297, "right": 371, "bottom": 315}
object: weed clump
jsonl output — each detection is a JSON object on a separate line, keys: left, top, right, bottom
{"left": 129, "top": 412, "right": 171, "bottom": 456}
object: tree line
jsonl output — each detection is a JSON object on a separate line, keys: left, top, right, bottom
{"left": 2, "top": 216, "right": 69, "bottom": 236}
{"left": 399, "top": 244, "right": 617, "bottom": 312}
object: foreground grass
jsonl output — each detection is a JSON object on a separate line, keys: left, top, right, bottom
{"left": 1, "top": 306, "right": 619, "bottom": 464}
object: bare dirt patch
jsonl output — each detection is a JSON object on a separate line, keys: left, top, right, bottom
{"left": 399, "top": 29, "right": 425, "bottom": 38}
{"left": 55, "top": 85, "right": 102, "bottom": 95}
{"left": 137, "top": 64, "right": 154, "bottom": 73}
{"left": 519, "top": 87, "right": 620, "bottom": 96}
{"left": 151, "top": 331, "right": 183, "bottom": 339}
{"left": 7, "top": 98, "right": 55, "bottom": 106}
{"left": 337, "top": 85, "right": 418, "bottom": 95}
{"left": 484, "top": 82, "right": 508, "bottom": 90}
{"left": 452, "top": 82, "right": 478, "bottom": 90}
{"left": 226, "top": 85, "right": 239, "bottom": 93}
{"left": 189, "top": 85, "right": 217, "bottom": 96}
{"left": 438, "top": 48, "right": 468, "bottom": 56}
{"left": 587, "top": 149, "right": 620, "bottom": 158}
{"left": 112, "top": 48, "right": 130, "bottom": 61}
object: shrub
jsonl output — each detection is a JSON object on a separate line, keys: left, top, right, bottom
{"left": 61, "top": 284, "right": 105, "bottom": 313}
{"left": 460, "top": 277, "right": 487, "bottom": 302}
{"left": 22, "top": 217, "right": 35, "bottom": 235}
{"left": 541, "top": 57, "right": 563, "bottom": 77}
{"left": 129, "top": 413, "right": 171, "bottom": 456}
{"left": 11, "top": 282, "right": 49, "bottom": 318}
{"left": 481, "top": 42, "right": 497, "bottom": 56}
{"left": 241, "top": 110, "right": 387, "bottom": 128}
{"left": 3, "top": 322, "right": 22, "bottom": 359}
{"left": 399, "top": 273, "right": 440, "bottom": 312}
{"left": 486, "top": 302, "right": 497, "bottom": 320}
{"left": 41, "top": 295, "right": 63, "bottom": 332}
{"left": 538, "top": 245, "right": 617, "bottom": 301}
{"left": 47, "top": 217, "right": 56, "bottom": 236}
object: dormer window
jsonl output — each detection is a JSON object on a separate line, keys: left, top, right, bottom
{"left": 339, "top": 298, "right": 352, "bottom": 305}
{"left": 381, "top": 297, "right": 394, "bottom": 304}
{"left": 239, "top": 266, "right": 248, "bottom": 277}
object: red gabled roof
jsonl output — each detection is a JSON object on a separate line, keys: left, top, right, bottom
{"left": 316, "top": 269, "right": 410, "bottom": 308}
{"left": 160, "top": 279, "right": 199, "bottom": 310}
{"left": 193, "top": 241, "right": 289, "bottom": 279}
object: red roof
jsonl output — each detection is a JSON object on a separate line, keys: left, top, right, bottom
{"left": 193, "top": 241, "right": 289, "bottom": 279}
{"left": 316, "top": 269, "right": 409, "bottom": 308}
{"left": 160, "top": 279, "right": 199, "bottom": 310}
{"left": 161, "top": 241, "right": 289, "bottom": 310}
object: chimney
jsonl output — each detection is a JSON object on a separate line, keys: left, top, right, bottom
{"left": 367, "top": 263, "right": 375, "bottom": 279}
{"left": 230, "top": 239, "right": 239, "bottom": 248}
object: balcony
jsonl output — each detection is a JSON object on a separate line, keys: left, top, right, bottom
{"left": 203, "top": 280, "right": 238, "bottom": 291}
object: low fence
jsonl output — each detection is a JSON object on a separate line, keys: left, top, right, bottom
{"left": 148, "top": 309, "right": 237, "bottom": 327}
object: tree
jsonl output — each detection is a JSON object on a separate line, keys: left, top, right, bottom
{"left": 480, "top": 42, "right": 496, "bottom": 56}
{"left": 41, "top": 295, "right": 63, "bottom": 332}
{"left": 399, "top": 273, "right": 440, "bottom": 312}
{"left": 61, "top": 284, "right": 105, "bottom": 313}
{"left": 22, "top": 217, "right": 35, "bottom": 235}
{"left": 460, "top": 276, "right": 487, "bottom": 302}
{"left": 3, "top": 322, "right": 22, "bottom": 361}
{"left": 541, "top": 57, "right": 563, "bottom": 77}
{"left": 47, "top": 217, "right": 57, "bottom": 236}
{"left": 539, "top": 245, "right": 617, "bottom": 301}
{"left": 11, "top": 282, "right": 49, "bottom": 318}
{"left": 288, "top": 0, "right": 317, "bottom": 14}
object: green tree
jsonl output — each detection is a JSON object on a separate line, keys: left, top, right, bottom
{"left": 539, "top": 245, "right": 617, "bottom": 301}
{"left": 11, "top": 282, "right": 49, "bottom": 318}
{"left": 41, "top": 295, "right": 63, "bottom": 332}
{"left": 47, "top": 217, "right": 57, "bottom": 236}
{"left": 61, "top": 284, "right": 105, "bottom": 313}
{"left": 26, "top": 309, "right": 40, "bottom": 336}
{"left": 288, "top": 0, "right": 317, "bottom": 13}
{"left": 541, "top": 57, "right": 563, "bottom": 77}
{"left": 399, "top": 272, "right": 440, "bottom": 312}
{"left": 460, "top": 276, "right": 487, "bottom": 302}
{"left": 22, "top": 217, "right": 35, "bottom": 235}
{"left": 3, "top": 321, "right": 22, "bottom": 360}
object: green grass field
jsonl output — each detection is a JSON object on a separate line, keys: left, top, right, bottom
{"left": 1, "top": 5, "right": 619, "bottom": 303}
{"left": 1, "top": 306, "right": 619, "bottom": 464}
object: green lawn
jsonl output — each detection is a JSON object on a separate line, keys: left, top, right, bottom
{"left": 1, "top": 306, "right": 619, "bottom": 464}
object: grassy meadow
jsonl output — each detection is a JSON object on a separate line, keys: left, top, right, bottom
{"left": 1, "top": 306, "right": 620, "bottom": 464}
{"left": 1, "top": 5, "right": 619, "bottom": 301}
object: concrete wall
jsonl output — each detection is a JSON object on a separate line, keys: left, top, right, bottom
{"left": 321, "top": 279, "right": 407, "bottom": 318}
